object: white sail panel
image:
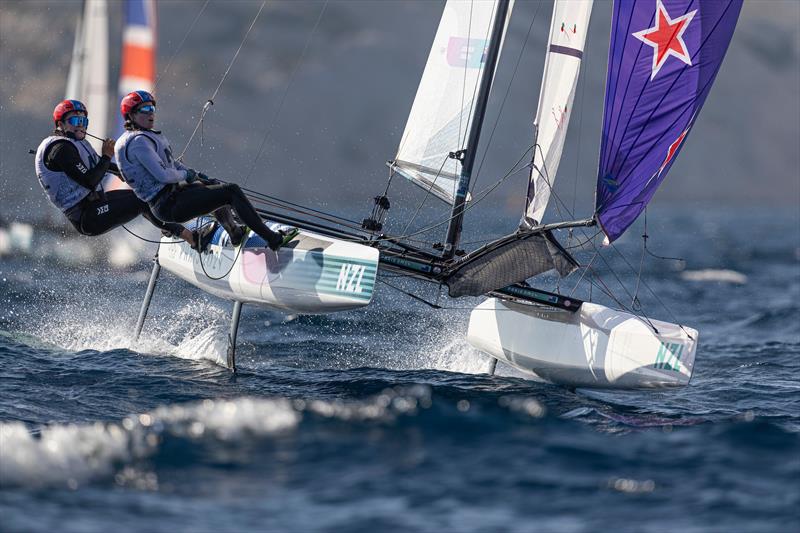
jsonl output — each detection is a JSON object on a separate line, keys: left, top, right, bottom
{"left": 65, "top": 0, "right": 109, "bottom": 154}
{"left": 394, "top": 0, "right": 511, "bottom": 204}
{"left": 524, "top": 0, "right": 593, "bottom": 226}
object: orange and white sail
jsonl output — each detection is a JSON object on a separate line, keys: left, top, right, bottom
{"left": 107, "top": 0, "right": 157, "bottom": 190}
{"left": 118, "top": 0, "right": 157, "bottom": 101}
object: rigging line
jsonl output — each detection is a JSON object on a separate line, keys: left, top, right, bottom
{"left": 247, "top": 196, "right": 369, "bottom": 234}
{"left": 179, "top": 1, "right": 268, "bottom": 160}
{"left": 400, "top": 154, "right": 451, "bottom": 238}
{"left": 378, "top": 278, "right": 441, "bottom": 309}
{"left": 585, "top": 264, "right": 660, "bottom": 333}
{"left": 642, "top": 210, "right": 684, "bottom": 262}
{"left": 632, "top": 224, "right": 647, "bottom": 309}
{"left": 197, "top": 241, "right": 245, "bottom": 281}
{"left": 535, "top": 170, "right": 679, "bottom": 329}
{"left": 588, "top": 242, "right": 639, "bottom": 307}
{"left": 380, "top": 165, "right": 396, "bottom": 198}
{"left": 458, "top": 236, "right": 504, "bottom": 246}
{"left": 531, "top": 143, "right": 569, "bottom": 224}
{"left": 121, "top": 225, "right": 184, "bottom": 245}
{"left": 153, "top": 0, "right": 210, "bottom": 92}
{"left": 589, "top": 264, "right": 658, "bottom": 322}
{"left": 606, "top": 238, "right": 691, "bottom": 337}
{"left": 240, "top": 188, "right": 372, "bottom": 234}
{"left": 472, "top": 0, "right": 543, "bottom": 192}
{"left": 181, "top": 175, "right": 361, "bottom": 229}
{"left": 388, "top": 145, "right": 533, "bottom": 242}
{"left": 242, "top": 0, "right": 330, "bottom": 187}
{"left": 587, "top": 268, "right": 632, "bottom": 312}
{"left": 336, "top": 144, "right": 532, "bottom": 247}
{"left": 564, "top": 229, "right": 602, "bottom": 250}
{"left": 239, "top": 184, "right": 362, "bottom": 226}
{"left": 568, "top": 250, "right": 598, "bottom": 298}
{"left": 248, "top": 198, "right": 364, "bottom": 232}
{"left": 302, "top": 143, "right": 531, "bottom": 248}
{"left": 456, "top": 0, "right": 475, "bottom": 162}
{"left": 179, "top": 218, "right": 244, "bottom": 281}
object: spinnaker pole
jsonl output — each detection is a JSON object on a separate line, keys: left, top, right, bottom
{"left": 442, "top": 0, "right": 510, "bottom": 259}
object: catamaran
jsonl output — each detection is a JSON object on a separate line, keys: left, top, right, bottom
{"left": 133, "top": 0, "right": 743, "bottom": 388}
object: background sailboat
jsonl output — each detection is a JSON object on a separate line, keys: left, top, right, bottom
{"left": 65, "top": 0, "right": 109, "bottom": 155}
{"left": 65, "top": 0, "right": 156, "bottom": 192}
{"left": 106, "top": 0, "right": 157, "bottom": 191}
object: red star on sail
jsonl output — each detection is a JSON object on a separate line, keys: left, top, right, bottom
{"left": 633, "top": 0, "right": 697, "bottom": 80}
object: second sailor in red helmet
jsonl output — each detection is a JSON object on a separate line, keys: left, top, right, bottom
{"left": 115, "top": 90, "right": 297, "bottom": 252}
{"left": 34, "top": 99, "right": 195, "bottom": 243}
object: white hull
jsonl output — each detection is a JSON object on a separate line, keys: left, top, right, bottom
{"left": 158, "top": 220, "right": 378, "bottom": 313}
{"left": 468, "top": 298, "right": 697, "bottom": 389}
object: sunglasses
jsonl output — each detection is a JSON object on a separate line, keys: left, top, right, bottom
{"left": 65, "top": 115, "right": 89, "bottom": 127}
{"left": 135, "top": 105, "right": 156, "bottom": 114}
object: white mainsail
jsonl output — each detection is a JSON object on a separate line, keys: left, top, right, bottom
{"left": 523, "top": 0, "right": 592, "bottom": 226}
{"left": 393, "top": 0, "right": 513, "bottom": 205}
{"left": 65, "top": 0, "right": 109, "bottom": 154}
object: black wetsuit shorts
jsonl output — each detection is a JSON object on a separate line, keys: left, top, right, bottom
{"left": 66, "top": 190, "right": 184, "bottom": 237}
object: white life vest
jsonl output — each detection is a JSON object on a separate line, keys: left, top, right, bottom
{"left": 34, "top": 136, "right": 102, "bottom": 212}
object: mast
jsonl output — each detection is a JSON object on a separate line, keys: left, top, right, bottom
{"left": 442, "top": 0, "right": 510, "bottom": 259}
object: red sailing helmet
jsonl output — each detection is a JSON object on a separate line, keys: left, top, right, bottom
{"left": 120, "top": 90, "right": 156, "bottom": 119}
{"left": 53, "top": 99, "right": 87, "bottom": 126}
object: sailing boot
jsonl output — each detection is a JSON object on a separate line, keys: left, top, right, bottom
{"left": 192, "top": 221, "right": 218, "bottom": 254}
{"left": 267, "top": 228, "right": 299, "bottom": 252}
{"left": 228, "top": 224, "right": 249, "bottom": 247}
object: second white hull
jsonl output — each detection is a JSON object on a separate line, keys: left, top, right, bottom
{"left": 468, "top": 298, "right": 698, "bottom": 389}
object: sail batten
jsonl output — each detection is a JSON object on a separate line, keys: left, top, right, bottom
{"left": 523, "top": 0, "right": 593, "bottom": 227}
{"left": 595, "top": 0, "right": 743, "bottom": 242}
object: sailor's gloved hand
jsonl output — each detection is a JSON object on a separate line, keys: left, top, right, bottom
{"left": 185, "top": 168, "right": 199, "bottom": 183}
{"left": 198, "top": 172, "right": 219, "bottom": 185}
{"left": 101, "top": 138, "right": 115, "bottom": 158}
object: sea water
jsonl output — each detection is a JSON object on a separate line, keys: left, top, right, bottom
{"left": 1, "top": 208, "right": 798, "bottom": 532}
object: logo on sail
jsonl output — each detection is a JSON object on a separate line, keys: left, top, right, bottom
{"left": 446, "top": 37, "right": 488, "bottom": 68}
{"left": 632, "top": 0, "right": 696, "bottom": 80}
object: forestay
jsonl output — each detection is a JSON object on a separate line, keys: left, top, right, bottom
{"left": 392, "top": 0, "right": 513, "bottom": 204}
{"left": 523, "top": 0, "right": 593, "bottom": 227}
{"left": 595, "top": 0, "right": 743, "bottom": 242}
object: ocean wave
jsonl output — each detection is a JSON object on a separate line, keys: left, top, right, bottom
{"left": 0, "top": 397, "right": 299, "bottom": 489}
{"left": 0, "top": 386, "right": 439, "bottom": 490}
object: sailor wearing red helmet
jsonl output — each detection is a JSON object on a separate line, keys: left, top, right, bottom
{"left": 115, "top": 90, "right": 297, "bottom": 252}
{"left": 34, "top": 99, "right": 195, "bottom": 244}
